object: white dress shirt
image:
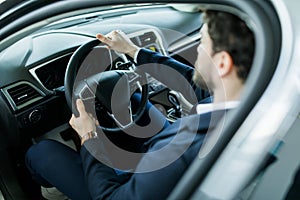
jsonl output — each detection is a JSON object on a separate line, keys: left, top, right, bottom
{"left": 196, "top": 101, "right": 239, "bottom": 115}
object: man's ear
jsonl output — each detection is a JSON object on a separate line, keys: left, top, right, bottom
{"left": 214, "top": 51, "right": 233, "bottom": 77}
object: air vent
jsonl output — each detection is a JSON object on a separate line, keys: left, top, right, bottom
{"left": 2, "top": 82, "right": 45, "bottom": 110}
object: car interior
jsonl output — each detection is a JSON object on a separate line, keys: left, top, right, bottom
{"left": 0, "top": 4, "right": 206, "bottom": 199}
{"left": 0, "top": 1, "right": 299, "bottom": 200}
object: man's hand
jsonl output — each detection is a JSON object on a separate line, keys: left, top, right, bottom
{"left": 69, "top": 99, "right": 99, "bottom": 139}
{"left": 96, "top": 30, "right": 140, "bottom": 58}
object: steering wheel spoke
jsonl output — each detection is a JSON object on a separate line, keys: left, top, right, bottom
{"left": 107, "top": 101, "right": 133, "bottom": 129}
{"left": 127, "top": 72, "right": 143, "bottom": 93}
{"left": 77, "top": 81, "right": 96, "bottom": 101}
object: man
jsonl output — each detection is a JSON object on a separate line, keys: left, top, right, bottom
{"left": 26, "top": 10, "right": 254, "bottom": 200}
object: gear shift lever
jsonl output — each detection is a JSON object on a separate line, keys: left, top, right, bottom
{"left": 168, "top": 91, "right": 182, "bottom": 118}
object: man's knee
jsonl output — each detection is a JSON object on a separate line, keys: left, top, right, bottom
{"left": 25, "top": 139, "right": 61, "bottom": 169}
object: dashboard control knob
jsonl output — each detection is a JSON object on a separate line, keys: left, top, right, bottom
{"left": 28, "top": 109, "right": 42, "bottom": 124}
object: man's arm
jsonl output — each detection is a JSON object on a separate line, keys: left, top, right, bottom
{"left": 136, "top": 48, "right": 198, "bottom": 103}
{"left": 80, "top": 116, "right": 204, "bottom": 200}
{"left": 70, "top": 98, "right": 214, "bottom": 200}
{"left": 96, "top": 30, "right": 200, "bottom": 104}
{"left": 96, "top": 30, "right": 194, "bottom": 79}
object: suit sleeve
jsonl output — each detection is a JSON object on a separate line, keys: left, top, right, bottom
{"left": 135, "top": 48, "right": 204, "bottom": 104}
{"left": 80, "top": 116, "right": 205, "bottom": 200}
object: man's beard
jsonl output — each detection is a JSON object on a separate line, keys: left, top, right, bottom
{"left": 192, "top": 70, "right": 209, "bottom": 91}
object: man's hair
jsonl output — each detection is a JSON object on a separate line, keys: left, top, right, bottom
{"left": 202, "top": 11, "right": 255, "bottom": 82}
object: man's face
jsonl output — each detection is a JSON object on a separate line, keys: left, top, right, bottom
{"left": 192, "top": 24, "right": 216, "bottom": 91}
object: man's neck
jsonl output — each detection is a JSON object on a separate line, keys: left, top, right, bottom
{"left": 212, "top": 83, "right": 244, "bottom": 104}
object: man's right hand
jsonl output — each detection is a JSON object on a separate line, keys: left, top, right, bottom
{"left": 69, "top": 99, "right": 98, "bottom": 140}
{"left": 96, "top": 30, "right": 140, "bottom": 59}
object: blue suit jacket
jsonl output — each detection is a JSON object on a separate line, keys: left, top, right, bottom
{"left": 80, "top": 49, "right": 227, "bottom": 200}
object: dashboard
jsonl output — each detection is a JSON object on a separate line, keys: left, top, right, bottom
{"left": 28, "top": 29, "right": 167, "bottom": 94}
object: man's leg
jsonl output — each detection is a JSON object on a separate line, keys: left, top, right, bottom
{"left": 25, "top": 139, "right": 91, "bottom": 200}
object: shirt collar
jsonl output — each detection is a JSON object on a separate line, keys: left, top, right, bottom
{"left": 196, "top": 101, "right": 240, "bottom": 115}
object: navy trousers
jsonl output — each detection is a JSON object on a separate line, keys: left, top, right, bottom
{"left": 25, "top": 94, "right": 169, "bottom": 200}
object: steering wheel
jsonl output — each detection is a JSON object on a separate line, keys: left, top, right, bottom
{"left": 64, "top": 39, "right": 148, "bottom": 132}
